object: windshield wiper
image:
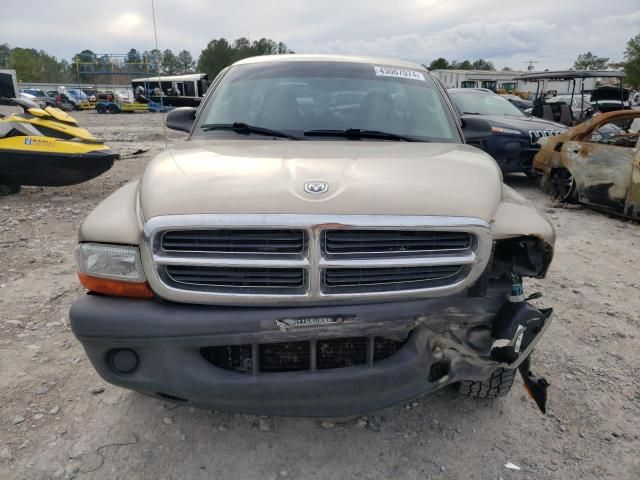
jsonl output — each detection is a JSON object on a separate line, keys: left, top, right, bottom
{"left": 304, "top": 128, "right": 420, "bottom": 142}
{"left": 200, "top": 122, "right": 300, "bottom": 140}
{"left": 462, "top": 112, "right": 481, "bottom": 115}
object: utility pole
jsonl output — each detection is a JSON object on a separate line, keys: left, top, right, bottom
{"left": 524, "top": 60, "right": 539, "bottom": 71}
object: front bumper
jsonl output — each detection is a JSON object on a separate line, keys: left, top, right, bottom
{"left": 70, "top": 284, "right": 550, "bottom": 417}
{"left": 480, "top": 136, "right": 540, "bottom": 174}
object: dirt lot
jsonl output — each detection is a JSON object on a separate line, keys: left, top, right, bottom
{"left": 1, "top": 110, "right": 639, "bottom": 480}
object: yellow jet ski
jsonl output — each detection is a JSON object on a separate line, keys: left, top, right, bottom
{"left": 0, "top": 97, "right": 118, "bottom": 195}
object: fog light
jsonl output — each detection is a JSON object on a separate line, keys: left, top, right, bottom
{"left": 109, "top": 349, "right": 139, "bottom": 374}
{"left": 428, "top": 361, "right": 450, "bottom": 382}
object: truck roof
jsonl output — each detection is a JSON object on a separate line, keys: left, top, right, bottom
{"left": 233, "top": 54, "right": 426, "bottom": 71}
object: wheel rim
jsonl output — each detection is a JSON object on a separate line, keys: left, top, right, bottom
{"left": 551, "top": 169, "right": 575, "bottom": 202}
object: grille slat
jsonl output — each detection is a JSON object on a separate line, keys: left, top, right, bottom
{"left": 201, "top": 336, "right": 406, "bottom": 373}
{"left": 162, "top": 229, "right": 305, "bottom": 254}
{"left": 259, "top": 342, "right": 310, "bottom": 372}
{"left": 323, "top": 265, "right": 462, "bottom": 290}
{"left": 324, "top": 230, "right": 472, "bottom": 255}
{"left": 317, "top": 337, "right": 368, "bottom": 369}
{"left": 166, "top": 266, "right": 305, "bottom": 289}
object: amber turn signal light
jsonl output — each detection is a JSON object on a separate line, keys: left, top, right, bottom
{"left": 78, "top": 273, "right": 154, "bottom": 299}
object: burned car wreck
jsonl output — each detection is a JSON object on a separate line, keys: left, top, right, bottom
{"left": 534, "top": 109, "right": 640, "bottom": 219}
{"left": 69, "top": 55, "right": 555, "bottom": 417}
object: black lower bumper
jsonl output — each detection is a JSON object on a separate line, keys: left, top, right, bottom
{"left": 69, "top": 288, "right": 549, "bottom": 417}
{"left": 494, "top": 147, "right": 539, "bottom": 174}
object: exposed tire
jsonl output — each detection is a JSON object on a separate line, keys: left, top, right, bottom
{"left": 107, "top": 105, "right": 118, "bottom": 114}
{"left": 0, "top": 183, "right": 21, "bottom": 196}
{"left": 550, "top": 168, "right": 577, "bottom": 203}
{"left": 457, "top": 367, "right": 516, "bottom": 399}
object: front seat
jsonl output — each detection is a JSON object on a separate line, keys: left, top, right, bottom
{"left": 356, "top": 91, "right": 399, "bottom": 131}
{"left": 558, "top": 103, "right": 573, "bottom": 126}
{"left": 256, "top": 86, "right": 302, "bottom": 130}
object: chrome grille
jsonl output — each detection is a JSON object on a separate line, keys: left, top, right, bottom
{"left": 165, "top": 265, "right": 306, "bottom": 292}
{"left": 142, "top": 214, "right": 492, "bottom": 305}
{"left": 322, "top": 265, "right": 465, "bottom": 293}
{"left": 323, "top": 230, "right": 472, "bottom": 255}
{"left": 161, "top": 229, "right": 305, "bottom": 254}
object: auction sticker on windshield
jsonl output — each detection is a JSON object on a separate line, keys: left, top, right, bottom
{"left": 374, "top": 66, "right": 425, "bottom": 81}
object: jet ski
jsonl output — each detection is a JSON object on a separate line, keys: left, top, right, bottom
{"left": 0, "top": 97, "right": 118, "bottom": 195}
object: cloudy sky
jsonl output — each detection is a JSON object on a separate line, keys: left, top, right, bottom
{"left": 2, "top": 0, "right": 639, "bottom": 70}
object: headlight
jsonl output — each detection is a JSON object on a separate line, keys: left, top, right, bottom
{"left": 491, "top": 126, "right": 522, "bottom": 135}
{"left": 75, "top": 243, "right": 153, "bottom": 298}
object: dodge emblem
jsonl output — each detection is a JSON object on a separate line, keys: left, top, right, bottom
{"left": 304, "top": 181, "right": 329, "bottom": 194}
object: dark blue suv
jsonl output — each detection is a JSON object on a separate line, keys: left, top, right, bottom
{"left": 449, "top": 88, "right": 566, "bottom": 175}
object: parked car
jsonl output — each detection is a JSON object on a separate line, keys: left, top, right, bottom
{"left": 45, "top": 90, "right": 75, "bottom": 111}
{"left": 81, "top": 89, "right": 98, "bottom": 102}
{"left": 590, "top": 85, "right": 632, "bottom": 114}
{"left": 534, "top": 109, "right": 640, "bottom": 218}
{"left": 65, "top": 89, "right": 88, "bottom": 109}
{"left": 19, "top": 88, "right": 56, "bottom": 108}
{"left": 69, "top": 54, "right": 555, "bottom": 417}
{"left": 500, "top": 94, "right": 533, "bottom": 112}
{"left": 448, "top": 88, "right": 565, "bottom": 175}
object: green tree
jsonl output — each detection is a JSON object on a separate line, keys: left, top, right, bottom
{"left": 161, "top": 49, "right": 180, "bottom": 75}
{"left": 8, "top": 47, "right": 68, "bottom": 82}
{"left": 59, "top": 59, "right": 74, "bottom": 83}
{"left": 126, "top": 48, "right": 141, "bottom": 64}
{"left": 197, "top": 37, "right": 292, "bottom": 78}
{"left": 9, "top": 48, "right": 42, "bottom": 82}
{"left": 471, "top": 59, "right": 495, "bottom": 71}
{"left": 143, "top": 49, "right": 163, "bottom": 73}
{"left": 197, "top": 38, "right": 234, "bottom": 78}
{"left": 622, "top": 32, "right": 640, "bottom": 88}
{"left": 177, "top": 50, "right": 194, "bottom": 73}
{"left": 0, "top": 43, "right": 10, "bottom": 68}
{"left": 573, "top": 51, "right": 610, "bottom": 70}
{"left": 276, "top": 41, "right": 293, "bottom": 54}
{"left": 451, "top": 60, "right": 472, "bottom": 70}
{"left": 253, "top": 38, "right": 277, "bottom": 55}
{"left": 427, "top": 58, "right": 450, "bottom": 70}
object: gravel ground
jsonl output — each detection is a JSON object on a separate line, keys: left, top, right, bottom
{"left": 1, "top": 111, "right": 639, "bottom": 480}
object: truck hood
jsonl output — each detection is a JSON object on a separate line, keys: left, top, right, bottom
{"left": 139, "top": 140, "right": 503, "bottom": 222}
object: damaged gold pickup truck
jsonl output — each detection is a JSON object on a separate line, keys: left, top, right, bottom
{"left": 69, "top": 55, "right": 555, "bottom": 417}
{"left": 534, "top": 109, "right": 640, "bottom": 218}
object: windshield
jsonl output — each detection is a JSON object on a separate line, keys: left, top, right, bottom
{"left": 449, "top": 91, "right": 525, "bottom": 117}
{"left": 24, "top": 89, "right": 45, "bottom": 97}
{"left": 194, "top": 61, "right": 460, "bottom": 142}
{"left": 68, "top": 89, "right": 88, "bottom": 100}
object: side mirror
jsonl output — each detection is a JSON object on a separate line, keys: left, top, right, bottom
{"left": 166, "top": 107, "right": 196, "bottom": 133}
{"left": 460, "top": 116, "right": 492, "bottom": 142}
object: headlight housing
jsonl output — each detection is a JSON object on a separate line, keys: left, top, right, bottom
{"left": 75, "top": 243, "right": 153, "bottom": 298}
{"left": 491, "top": 126, "right": 522, "bottom": 135}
